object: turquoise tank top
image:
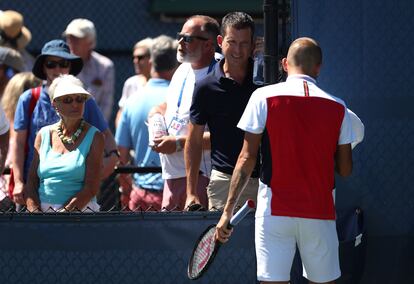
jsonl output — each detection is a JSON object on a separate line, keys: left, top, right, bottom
{"left": 38, "top": 125, "right": 99, "bottom": 205}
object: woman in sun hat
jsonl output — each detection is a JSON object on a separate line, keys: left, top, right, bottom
{"left": 0, "top": 10, "right": 35, "bottom": 71}
{"left": 11, "top": 39, "right": 118, "bottom": 206}
{"left": 25, "top": 74, "right": 104, "bottom": 212}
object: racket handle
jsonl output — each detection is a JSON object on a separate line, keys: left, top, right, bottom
{"left": 228, "top": 199, "right": 255, "bottom": 228}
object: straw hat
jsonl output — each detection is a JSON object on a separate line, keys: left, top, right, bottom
{"left": 0, "top": 10, "right": 32, "bottom": 50}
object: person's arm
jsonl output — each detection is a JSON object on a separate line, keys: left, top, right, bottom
{"left": 115, "top": 108, "right": 123, "bottom": 128}
{"left": 11, "top": 129, "right": 27, "bottom": 205}
{"left": 153, "top": 131, "right": 211, "bottom": 155}
{"left": 102, "top": 129, "right": 119, "bottom": 179}
{"left": 0, "top": 131, "right": 9, "bottom": 175}
{"left": 148, "top": 102, "right": 167, "bottom": 118}
{"left": 63, "top": 131, "right": 105, "bottom": 211}
{"left": 215, "top": 132, "right": 262, "bottom": 243}
{"left": 335, "top": 144, "right": 352, "bottom": 177}
{"left": 25, "top": 132, "right": 41, "bottom": 212}
{"left": 335, "top": 106, "right": 354, "bottom": 177}
{"left": 84, "top": 98, "right": 118, "bottom": 179}
{"left": 184, "top": 122, "right": 206, "bottom": 208}
{"left": 117, "top": 145, "right": 133, "bottom": 207}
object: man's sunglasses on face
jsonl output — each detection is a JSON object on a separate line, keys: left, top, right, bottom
{"left": 133, "top": 54, "right": 150, "bottom": 61}
{"left": 176, "top": 33, "right": 208, "bottom": 43}
{"left": 45, "top": 60, "right": 70, "bottom": 69}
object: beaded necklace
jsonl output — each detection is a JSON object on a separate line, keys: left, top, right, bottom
{"left": 57, "top": 119, "right": 85, "bottom": 145}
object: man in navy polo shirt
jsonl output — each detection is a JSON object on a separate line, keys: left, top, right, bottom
{"left": 184, "top": 12, "right": 260, "bottom": 210}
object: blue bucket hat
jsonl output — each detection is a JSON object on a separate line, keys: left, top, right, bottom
{"left": 32, "top": 39, "right": 83, "bottom": 80}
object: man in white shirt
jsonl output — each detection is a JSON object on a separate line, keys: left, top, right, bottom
{"left": 64, "top": 18, "right": 115, "bottom": 122}
{"left": 149, "top": 15, "right": 221, "bottom": 211}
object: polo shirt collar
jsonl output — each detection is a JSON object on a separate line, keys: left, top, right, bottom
{"left": 147, "top": 78, "right": 169, "bottom": 86}
{"left": 286, "top": 74, "right": 317, "bottom": 85}
{"left": 213, "top": 58, "right": 226, "bottom": 81}
{"left": 214, "top": 58, "right": 254, "bottom": 84}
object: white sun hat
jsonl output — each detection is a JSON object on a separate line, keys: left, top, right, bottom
{"left": 49, "top": 74, "right": 92, "bottom": 101}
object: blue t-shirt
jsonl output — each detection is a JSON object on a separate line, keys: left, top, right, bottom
{"left": 14, "top": 85, "right": 108, "bottom": 180}
{"left": 38, "top": 125, "right": 98, "bottom": 205}
{"left": 115, "top": 78, "right": 169, "bottom": 190}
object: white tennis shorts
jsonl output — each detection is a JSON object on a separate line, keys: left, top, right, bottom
{"left": 255, "top": 215, "right": 341, "bottom": 283}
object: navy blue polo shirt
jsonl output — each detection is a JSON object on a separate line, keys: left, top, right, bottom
{"left": 190, "top": 58, "right": 260, "bottom": 177}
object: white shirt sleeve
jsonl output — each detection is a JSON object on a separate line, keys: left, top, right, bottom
{"left": 338, "top": 105, "right": 355, "bottom": 145}
{"left": 347, "top": 108, "right": 364, "bottom": 149}
{"left": 237, "top": 90, "right": 267, "bottom": 134}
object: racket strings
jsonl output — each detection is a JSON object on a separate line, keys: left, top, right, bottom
{"left": 191, "top": 228, "right": 216, "bottom": 275}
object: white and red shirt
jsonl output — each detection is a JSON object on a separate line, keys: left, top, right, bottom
{"left": 238, "top": 74, "right": 355, "bottom": 220}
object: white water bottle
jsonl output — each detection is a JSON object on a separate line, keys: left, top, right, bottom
{"left": 148, "top": 113, "right": 168, "bottom": 146}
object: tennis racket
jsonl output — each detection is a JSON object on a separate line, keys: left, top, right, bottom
{"left": 187, "top": 199, "right": 256, "bottom": 280}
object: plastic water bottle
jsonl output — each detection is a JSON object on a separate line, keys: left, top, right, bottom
{"left": 253, "top": 52, "right": 264, "bottom": 85}
{"left": 148, "top": 113, "right": 168, "bottom": 146}
{"left": 253, "top": 36, "right": 264, "bottom": 85}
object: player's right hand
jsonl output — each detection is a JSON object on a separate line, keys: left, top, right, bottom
{"left": 215, "top": 213, "right": 233, "bottom": 243}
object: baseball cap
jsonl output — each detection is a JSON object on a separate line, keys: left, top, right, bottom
{"left": 63, "top": 18, "right": 96, "bottom": 39}
{"left": 0, "top": 46, "right": 24, "bottom": 72}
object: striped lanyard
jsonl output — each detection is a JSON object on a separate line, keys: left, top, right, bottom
{"left": 303, "top": 80, "right": 310, "bottom": 97}
{"left": 167, "top": 59, "right": 218, "bottom": 132}
{"left": 175, "top": 59, "right": 217, "bottom": 114}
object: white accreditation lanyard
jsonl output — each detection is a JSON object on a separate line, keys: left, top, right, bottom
{"left": 167, "top": 60, "right": 217, "bottom": 136}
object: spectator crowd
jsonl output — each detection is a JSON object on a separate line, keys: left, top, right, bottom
{"left": 0, "top": 9, "right": 363, "bottom": 216}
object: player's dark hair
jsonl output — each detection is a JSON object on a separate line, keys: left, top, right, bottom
{"left": 221, "top": 12, "right": 255, "bottom": 40}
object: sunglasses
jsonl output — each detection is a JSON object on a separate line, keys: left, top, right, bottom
{"left": 176, "top": 33, "right": 208, "bottom": 43}
{"left": 58, "top": 95, "right": 87, "bottom": 104}
{"left": 133, "top": 54, "right": 150, "bottom": 61}
{"left": 45, "top": 60, "right": 70, "bottom": 69}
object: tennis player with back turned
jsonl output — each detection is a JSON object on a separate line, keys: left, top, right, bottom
{"left": 216, "top": 37, "right": 355, "bottom": 284}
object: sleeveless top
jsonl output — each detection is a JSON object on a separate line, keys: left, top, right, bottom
{"left": 38, "top": 125, "right": 98, "bottom": 205}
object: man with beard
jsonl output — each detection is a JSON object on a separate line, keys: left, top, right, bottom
{"left": 149, "top": 15, "right": 220, "bottom": 211}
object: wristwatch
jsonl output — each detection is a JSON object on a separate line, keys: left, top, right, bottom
{"left": 175, "top": 136, "right": 183, "bottom": 152}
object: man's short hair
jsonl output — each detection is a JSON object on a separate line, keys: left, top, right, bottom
{"left": 133, "top": 37, "right": 153, "bottom": 54}
{"left": 288, "top": 37, "right": 322, "bottom": 75}
{"left": 150, "top": 35, "right": 178, "bottom": 72}
{"left": 187, "top": 15, "right": 220, "bottom": 42}
{"left": 221, "top": 12, "right": 255, "bottom": 39}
